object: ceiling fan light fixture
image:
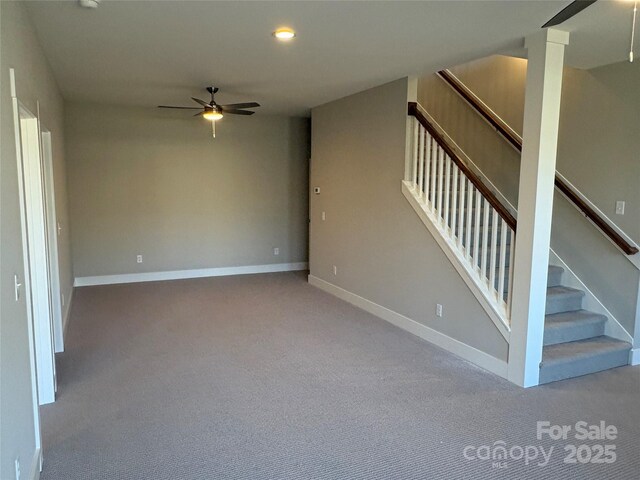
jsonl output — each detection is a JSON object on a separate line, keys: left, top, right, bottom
{"left": 273, "top": 28, "right": 296, "bottom": 40}
{"left": 203, "top": 110, "right": 223, "bottom": 121}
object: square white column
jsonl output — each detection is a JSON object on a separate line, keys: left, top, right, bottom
{"left": 508, "top": 29, "right": 569, "bottom": 387}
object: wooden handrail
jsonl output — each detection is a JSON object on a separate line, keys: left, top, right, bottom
{"left": 408, "top": 102, "right": 517, "bottom": 232}
{"left": 436, "top": 70, "right": 639, "bottom": 255}
{"left": 438, "top": 70, "right": 523, "bottom": 152}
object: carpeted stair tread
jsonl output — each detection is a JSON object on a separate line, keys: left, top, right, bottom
{"left": 547, "top": 265, "right": 563, "bottom": 287}
{"left": 543, "top": 310, "right": 606, "bottom": 345}
{"left": 539, "top": 336, "right": 631, "bottom": 384}
{"left": 545, "top": 285, "right": 584, "bottom": 315}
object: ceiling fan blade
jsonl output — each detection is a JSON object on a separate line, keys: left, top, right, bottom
{"left": 193, "top": 111, "right": 205, "bottom": 117}
{"left": 224, "top": 109, "right": 255, "bottom": 116}
{"left": 542, "top": 0, "right": 597, "bottom": 28}
{"left": 220, "top": 102, "right": 260, "bottom": 110}
{"left": 191, "top": 97, "right": 211, "bottom": 107}
{"left": 158, "top": 105, "right": 201, "bottom": 109}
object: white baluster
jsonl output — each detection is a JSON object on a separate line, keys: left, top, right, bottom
{"left": 457, "top": 173, "right": 466, "bottom": 247}
{"left": 498, "top": 218, "right": 507, "bottom": 305}
{"left": 507, "top": 231, "right": 515, "bottom": 318}
{"left": 466, "top": 181, "right": 473, "bottom": 258}
{"left": 417, "top": 126, "right": 425, "bottom": 197}
{"left": 481, "top": 198, "right": 490, "bottom": 278}
{"left": 437, "top": 148, "right": 444, "bottom": 217}
{"left": 412, "top": 119, "right": 419, "bottom": 188}
{"left": 424, "top": 133, "right": 431, "bottom": 202}
{"left": 451, "top": 165, "right": 458, "bottom": 237}
{"left": 473, "top": 190, "right": 481, "bottom": 268}
{"left": 430, "top": 140, "right": 437, "bottom": 211}
{"left": 443, "top": 155, "right": 451, "bottom": 228}
{"left": 489, "top": 209, "right": 498, "bottom": 294}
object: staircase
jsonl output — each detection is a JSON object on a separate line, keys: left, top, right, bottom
{"left": 541, "top": 265, "right": 631, "bottom": 383}
{"left": 444, "top": 175, "right": 631, "bottom": 384}
{"left": 404, "top": 101, "right": 632, "bottom": 386}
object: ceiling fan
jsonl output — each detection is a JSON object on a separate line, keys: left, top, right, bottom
{"left": 542, "top": 0, "right": 598, "bottom": 28}
{"left": 542, "top": 0, "right": 637, "bottom": 62}
{"left": 158, "top": 87, "right": 260, "bottom": 137}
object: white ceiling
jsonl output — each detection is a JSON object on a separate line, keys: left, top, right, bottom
{"left": 24, "top": 1, "right": 633, "bottom": 116}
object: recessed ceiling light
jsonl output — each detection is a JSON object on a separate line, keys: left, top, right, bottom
{"left": 273, "top": 28, "right": 296, "bottom": 40}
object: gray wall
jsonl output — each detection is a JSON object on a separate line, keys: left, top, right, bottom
{"left": 1, "top": 1, "right": 73, "bottom": 477}
{"left": 309, "top": 78, "right": 509, "bottom": 361}
{"left": 418, "top": 56, "right": 640, "bottom": 336}
{"left": 65, "top": 103, "right": 310, "bottom": 278}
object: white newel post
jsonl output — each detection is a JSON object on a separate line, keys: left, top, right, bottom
{"left": 508, "top": 29, "right": 569, "bottom": 387}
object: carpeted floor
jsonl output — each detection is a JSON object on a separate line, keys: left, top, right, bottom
{"left": 40, "top": 271, "right": 639, "bottom": 480}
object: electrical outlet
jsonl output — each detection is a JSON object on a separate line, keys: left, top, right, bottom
{"left": 15, "top": 457, "right": 20, "bottom": 480}
{"left": 436, "top": 304, "right": 443, "bottom": 317}
{"left": 615, "top": 201, "right": 625, "bottom": 215}
{"left": 273, "top": 247, "right": 279, "bottom": 256}
{"left": 322, "top": 211, "right": 326, "bottom": 221}
{"left": 333, "top": 265, "right": 337, "bottom": 276}
{"left": 136, "top": 255, "right": 143, "bottom": 264}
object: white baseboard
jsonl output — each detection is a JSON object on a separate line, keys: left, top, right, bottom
{"left": 630, "top": 348, "right": 640, "bottom": 366}
{"left": 74, "top": 262, "right": 309, "bottom": 287}
{"left": 308, "top": 274, "right": 509, "bottom": 379}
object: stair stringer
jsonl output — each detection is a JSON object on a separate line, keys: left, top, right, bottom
{"left": 548, "top": 250, "right": 633, "bottom": 346}
{"left": 402, "top": 181, "right": 511, "bottom": 341}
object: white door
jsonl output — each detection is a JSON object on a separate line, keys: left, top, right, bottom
{"left": 41, "top": 129, "right": 64, "bottom": 353}
{"left": 17, "top": 104, "right": 57, "bottom": 405}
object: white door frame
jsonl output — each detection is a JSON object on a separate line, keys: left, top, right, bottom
{"left": 10, "top": 69, "right": 43, "bottom": 463}
{"left": 11, "top": 69, "right": 57, "bottom": 406}
{"left": 41, "top": 128, "right": 64, "bottom": 353}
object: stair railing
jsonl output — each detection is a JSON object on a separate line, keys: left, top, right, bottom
{"left": 437, "top": 69, "right": 639, "bottom": 256}
{"left": 407, "top": 102, "right": 516, "bottom": 326}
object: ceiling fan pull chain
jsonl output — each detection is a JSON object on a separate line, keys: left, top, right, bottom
{"left": 212, "top": 119, "right": 216, "bottom": 138}
{"left": 631, "top": 1, "right": 638, "bottom": 62}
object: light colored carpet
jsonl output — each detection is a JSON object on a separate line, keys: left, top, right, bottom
{"left": 41, "top": 272, "right": 639, "bottom": 479}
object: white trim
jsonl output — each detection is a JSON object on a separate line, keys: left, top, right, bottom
{"left": 308, "top": 275, "right": 509, "bottom": 379}
{"left": 554, "top": 171, "right": 640, "bottom": 270}
{"left": 62, "top": 286, "right": 74, "bottom": 337}
{"left": 74, "top": 262, "right": 309, "bottom": 287}
{"left": 402, "top": 181, "right": 511, "bottom": 340}
{"left": 630, "top": 348, "right": 640, "bottom": 366}
{"left": 29, "top": 448, "right": 42, "bottom": 480}
{"left": 548, "top": 250, "right": 633, "bottom": 344}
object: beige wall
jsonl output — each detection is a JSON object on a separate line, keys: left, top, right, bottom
{"left": 1, "top": 1, "right": 73, "bottom": 477}
{"left": 65, "top": 103, "right": 310, "bottom": 278}
{"left": 309, "top": 78, "right": 508, "bottom": 361}
{"left": 418, "top": 56, "right": 640, "bottom": 336}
